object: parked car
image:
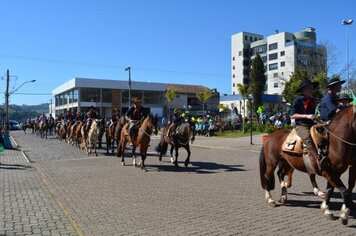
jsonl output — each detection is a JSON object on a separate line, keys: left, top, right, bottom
{"left": 9, "top": 120, "right": 22, "bottom": 131}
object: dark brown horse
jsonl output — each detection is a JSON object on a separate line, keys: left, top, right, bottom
{"left": 106, "top": 116, "right": 125, "bottom": 154}
{"left": 117, "top": 115, "right": 157, "bottom": 168}
{"left": 156, "top": 122, "right": 195, "bottom": 167}
{"left": 259, "top": 106, "right": 356, "bottom": 225}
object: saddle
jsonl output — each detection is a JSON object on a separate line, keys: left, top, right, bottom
{"left": 282, "top": 125, "right": 328, "bottom": 155}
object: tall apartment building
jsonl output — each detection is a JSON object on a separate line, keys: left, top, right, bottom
{"left": 231, "top": 27, "right": 326, "bottom": 95}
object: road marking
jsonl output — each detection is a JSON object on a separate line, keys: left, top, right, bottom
{"left": 21, "top": 151, "right": 30, "bottom": 163}
{"left": 10, "top": 136, "right": 19, "bottom": 148}
{"left": 192, "top": 144, "right": 260, "bottom": 153}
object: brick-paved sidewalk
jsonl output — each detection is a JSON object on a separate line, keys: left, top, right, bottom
{"left": 0, "top": 144, "right": 77, "bottom": 235}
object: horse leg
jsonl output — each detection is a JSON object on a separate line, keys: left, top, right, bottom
{"left": 348, "top": 162, "right": 356, "bottom": 209}
{"left": 140, "top": 151, "right": 146, "bottom": 170}
{"left": 308, "top": 174, "right": 326, "bottom": 199}
{"left": 276, "top": 161, "right": 291, "bottom": 205}
{"left": 94, "top": 140, "right": 98, "bottom": 156}
{"left": 320, "top": 181, "right": 336, "bottom": 220}
{"left": 111, "top": 139, "right": 115, "bottom": 154}
{"left": 259, "top": 146, "right": 277, "bottom": 207}
{"left": 321, "top": 171, "right": 350, "bottom": 225}
{"left": 132, "top": 145, "right": 137, "bottom": 167}
{"left": 173, "top": 146, "right": 179, "bottom": 167}
{"left": 183, "top": 144, "right": 191, "bottom": 167}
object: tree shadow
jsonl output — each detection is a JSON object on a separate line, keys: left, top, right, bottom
{"left": 0, "top": 163, "right": 32, "bottom": 170}
{"left": 146, "top": 161, "right": 246, "bottom": 174}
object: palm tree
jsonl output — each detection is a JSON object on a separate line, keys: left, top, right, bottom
{"left": 196, "top": 88, "right": 213, "bottom": 118}
{"left": 237, "top": 83, "right": 250, "bottom": 133}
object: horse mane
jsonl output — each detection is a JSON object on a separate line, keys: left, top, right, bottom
{"left": 328, "top": 105, "right": 354, "bottom": 130}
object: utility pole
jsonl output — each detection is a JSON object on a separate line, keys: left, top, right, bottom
{"left": 5, "top": 69, "right": 10, "bottom": 134}
{"left": 125, "top": 67, "right": 131, "bottom": 107}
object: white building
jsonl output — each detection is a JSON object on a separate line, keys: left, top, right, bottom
{"left": 231, "top": 27, "right": 326, "bottom": 95}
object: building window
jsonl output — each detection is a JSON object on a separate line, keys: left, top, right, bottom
{"left": 102, "top": 89, "right": 112, "bottom": 103}
{"left": 269, "top": 63, "right": 278, "bottom": 71}
{"left": 252, "top": 45, "right": 267, "bottom": 55}
{"left": 280, "top": 51, "right": 285, "bottom": 56}
{"left": 255, "top": 37, "right": 257, "bottom": 41}
{"left": 250, "top": 36, "right": 252, "bottom": 41}
{"left": 268, "top": 43, "right": 278, "bottom": 51}
{"left": 281, "top": 61, "right": 285, "bottom": 67}
{"left": 269, "top": 53, "right": 278, "bottom": 60}
{"left": 233, "top": 65, "right": 235, "bottom": 70}
{"left": 80, "top": 88, "right": 100, "bottom": 103}
{"left": 233, "top": 83, "right": 235, "bottom": 87}
{"left": 238, "top": 51, "right": 242, "bottom": 56}
{"left": 244, "top": 36, "right": 248, "bottom": 41}
{"left": 261, "top": 56, "right": 267, "bottom": 63}
{"left": 232, "top": 57, "right": 235, "bottom": 61}
{"left": 274, "top": 83, "right": 279, "bottom": 88}
{"left": 233, "top": 91, "right": 235, "bottom": 95}
{"left": 273, "top": 73, "right": 278, "bottom": 78}
{"left": 144, "top": 91, "right": 163, "bottom": 105}
{"left": 233, "top": 74, "right": 235, "bottom": 78}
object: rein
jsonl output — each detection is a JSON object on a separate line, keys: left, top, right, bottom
{"left": 321, "top": 124, "right": 356, "bottom": 146}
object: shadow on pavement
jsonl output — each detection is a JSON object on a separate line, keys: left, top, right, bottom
{"left": 0, "top": 163, "right": 32, "bottom": 170}
{"left": 146, "top": 161, "right": 246, "bottom": 174}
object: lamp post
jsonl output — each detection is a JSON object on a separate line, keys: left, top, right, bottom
{"left": 342, "top": 19, "right": 353, "bottom": 92}
{"left": 248, "top": 94, "right": 253, "bottom": 145}
{"left": 125, "top": 67, "right": 131, "bottom": 107}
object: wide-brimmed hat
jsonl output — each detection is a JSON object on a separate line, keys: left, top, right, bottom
{"left": 113, "top": 107, "right": 119, "bottom": 112}
{"left": 133, "top": 97, "right": 142, "bottom": 103}
{"left": 173, "top": 108, "right": 181, "bottom": 114}
{"left": 338, "top": 93, "right": 353, "bottom": 102}
{"left": 296, "top": 79, "right": 319, "bottom": 93}
{"left": 328, "top": 76, "right": 346, "bottom": 88}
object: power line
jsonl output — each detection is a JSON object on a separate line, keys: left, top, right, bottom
{"left": 0, "top": 53, "right": 229, "bottom": 77}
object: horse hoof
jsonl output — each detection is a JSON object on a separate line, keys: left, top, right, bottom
{"left": 121, "top": 162, "right": 125, "bottom": 166}
{"left": 268, "top": 201, "right": 276, "bottom": 208}
{"left": 341, "top": 217, "right": 348, "bottom": 225}
{"left": 280, "top": 198, "right": 287, "bottom": 205}
{"left": 326, "top": 214, "right": 336, "bottom": 221}
{"left": 184, "top": 162, "right": 189, "bottom": 167}
{"left": 159, "top": 156, "right": 162, "bottom": 161}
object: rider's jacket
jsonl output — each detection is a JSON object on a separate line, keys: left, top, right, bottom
{"left": 125, "top": 106, "right": 146, "bottom": 121}
{"left": 290, "top": 95, "right": 315, "bottom": 127}
{"left": 320, "top": 92, "right": 339, "bottom": 121}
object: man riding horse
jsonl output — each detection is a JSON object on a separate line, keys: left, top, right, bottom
{"left": 166, "top": 108, "right": 185, "bottom": 137}
{"left": 84, "top": 106, "right": 99, "bottom": 137}
{"left": 290, "top": 79, "right": 328, "bottom": 170}
{"left": 125, "top": 97, "right": 147, "bottom": 146}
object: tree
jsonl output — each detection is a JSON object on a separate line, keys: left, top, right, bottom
{"left": 249, "top": 53, "right": 266, "bottom": 111}
{"left": 282, "top": 69, "right": 309, "bottom": 104}
{"left": 196, "top": 88, "right": 213, "bottom": 117}
{"left": 165, "top": 89, "right": 176, "bottom": 119}
{"left": 312, "top": 72, "right": 328, "bottom": 99}
{"left": 236, "top": 83, "right": 250, "bottom": 99}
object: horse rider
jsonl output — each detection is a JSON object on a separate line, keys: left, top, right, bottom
{"left": 320, "top": 76, "right": 346, "bottom": 122}
{"left": 166, "top": 108, "right": 185, "bottom": 137}
{"left": 111, "top": 108, "right": 120, "bottom": 123}
{"left": 290, "top": 79, "right": 328, "bottom": 170}
{"left": 84, "top": 106, "right": 99, "bottom": 134}
{"left": 64, "top": 108, "right": 74, "bottom": 127}
{"left": 338, "top": 93, "right": 353, "bottom": 109}
{"left": 71, "top": 111, "right": 83, "bottom": 132}
{"left": 125, "top": 97, "right": 147, "bottom": 145}
{"left": 39, "top": 112, "right": 48, "bottom": 123}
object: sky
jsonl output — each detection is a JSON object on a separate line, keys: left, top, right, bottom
{"left": 0, "top": 0, "right": 355, "bottom": 105}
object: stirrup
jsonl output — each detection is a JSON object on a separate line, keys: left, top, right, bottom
{"left": 318, "top": 156, "right": 329, "bottom": 170}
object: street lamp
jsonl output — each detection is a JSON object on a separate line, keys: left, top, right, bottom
{"left": 248, "top": 94, "right": 253, "bottom": 145}
{"left": 125, "top": 67, "right": 131, "bottom": 107}
{"left": 342, "top": 19, "right": 353, "bottom": 92}
{"left": 9, "top": 80, "right": 36, "bottom": 96}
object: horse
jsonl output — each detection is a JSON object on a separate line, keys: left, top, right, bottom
{"left": 48, "top": 117, "right": 55, "bottom": 135}
{"left": 117, "top": 115, "right": 158, "bottom": 168}
{"left": 259, "top": 106, "right": 356, "bottom": 225}
{"left": 81, "top": 119, "right": 102, "bottom": 156}
{"left": 156, "top": 122, "right": 195, "bottom": 167}
{"left": 39, "top": 120, "right": 48, "bottom": 139}
{"left": 22, "top": 122, "right": 31, "bottom": 134}
{"left": 68, "top": 121, "right": 84, "bottom": 147}
{"left": 97, "top": 118, "right": 106, "bottom": 149}
{"left": 65, "top": 119, "right": 74, "bottom": 142}
{"left": 56, "top": 120, "right": 66, "bottom": 141}
{"left": 106, "top": 116, "right": 125, "bottom": 154}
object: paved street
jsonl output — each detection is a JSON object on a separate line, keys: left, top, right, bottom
{"left": 1, "top": 131, "right": 356, "bottom": 235}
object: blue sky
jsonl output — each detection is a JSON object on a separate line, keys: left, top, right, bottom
{"left": 1, "top": 0, "right": 355, "bottom": 105}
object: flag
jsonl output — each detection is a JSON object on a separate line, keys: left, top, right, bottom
{"left": 352, "top": 90, "right": 356, "bottom": 105}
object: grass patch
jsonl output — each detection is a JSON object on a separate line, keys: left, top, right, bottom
{"left": 213, "top": 130, "right": 263, "bottom": 138}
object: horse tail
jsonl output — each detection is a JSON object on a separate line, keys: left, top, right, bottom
{"left": 155, "top": 140, "right": 168, "bottom": 154}
{"left": 259, "top": 145, "right": 274, "bottom": 190}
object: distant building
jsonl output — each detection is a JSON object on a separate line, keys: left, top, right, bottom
{"left": 231, "top": 27, "right": 326, "bottom": 95}
{"left": 220, "top": 94, "right": 284, "bottom": 118}
{"left": 52, "top": 77, "right": 219, "bottom": 118}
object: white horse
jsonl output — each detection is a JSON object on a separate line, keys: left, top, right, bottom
{"left": 81, "top": 119, "right": 101, "bottom": 156}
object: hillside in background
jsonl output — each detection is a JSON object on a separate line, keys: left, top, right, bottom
{"left": 6, "top": 103, "right": 49, "bottom": 122}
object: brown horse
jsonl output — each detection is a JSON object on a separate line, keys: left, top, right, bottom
{"left": 117, "top": 115, "right": 157, "bottom": 169}
{"left": 156, "top": 122, "right": 195, "bottom": 167}
{"left": 106, "top": 116, "right": 125, "bottom": 154}
{"left": 69, "top": 121, "right": 84, "bottom": 147}
{"left": 65, "top": 120, "right": 74, "bottom": 142}
{"left": 259, "top": 106, "right": 356, "bottom": 225}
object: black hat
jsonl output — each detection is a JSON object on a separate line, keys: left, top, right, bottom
{"left": 296, "top": 79, "right": 319, "bottom": 93}
{"left": 328, "top": 76, "right": 346, "bottom": 88}
{"left": 338, "top": 93, "right": 353, "bottom": 102}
